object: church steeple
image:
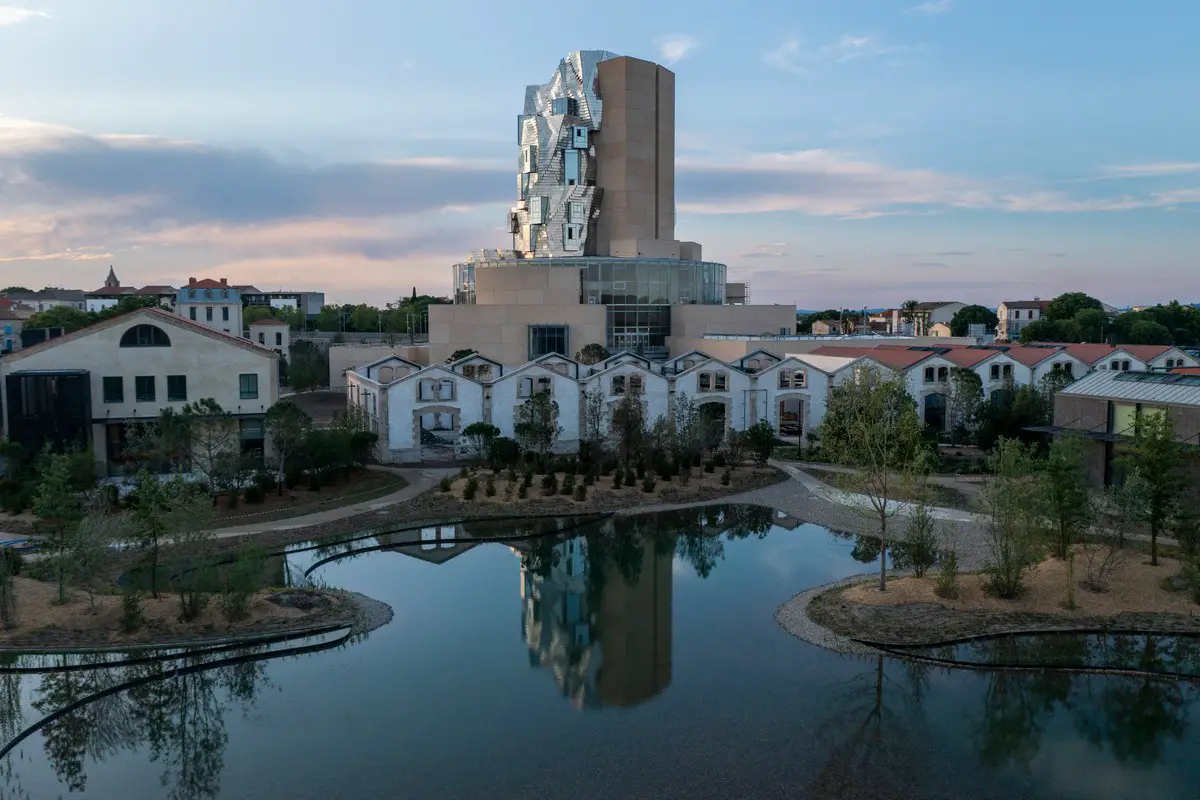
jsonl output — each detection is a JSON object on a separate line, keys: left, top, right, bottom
{"left": 104, "top": 265, "right": 119, "bottom": 288}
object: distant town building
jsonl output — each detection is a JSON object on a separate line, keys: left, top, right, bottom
{"left": 996, "top": 299, "right": 1049, "bottom": 341}
{"left": 174, "top": 278, "right": 244, "bottom": 336}
{"left": 1, "top": 288, "right": 86, "bottom": 313}
{"left": 84, "top": 267, "right": 178, "bottom": 312}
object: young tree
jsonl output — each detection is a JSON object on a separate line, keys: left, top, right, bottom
{"left": 183, "top": 399, "right": 239, "bottom": 497}
{"left": 580, "top": 386, "right": 609, "bottom": 455}
{"left": 32, "top": 452, "right": 87, "bottom": 604}
{"left": 818, "top": 367, "right": 925, "bottom": 591}
{"left": 947, "top": 367, "right": 984, "bottom": 444}
{"left": 514, "top": 391, "right": 562, "bottom": 457}
{"left": 1120, "top": 412, "right": 1187, "bottom": 565}
{"left": 978, "top": 438, "right": 1045, "bottom": 598}
{"left": 610, "top": 393, "right": 646, "bottom": 469}
{"left": 131, "top": 473, "right": 215, "bottom": 600}
{"left": 462, "top": 422, "right": 500, "bottom": 460}
{"left": 265, "top": 401, "right": 312, "bottom": 492}
{"left": 70, "top": 505, "right": 124, "bottom": 612}
{"left": 575, "top": 343, "right": 611, "bottom": 365}
{"left": 670, "top": 393, "right": 705, "bottom": 473}
{"left": 127, "top": 407, "right": 193, "bottom": 473}
{"left": 900, "top": 299, "right": 924, "bottom": 335}
{"left": 1040, "top": 436, "right": 1094, "bottom": 559}
{"left": 288, "top": 340, "right": 328, "bottom": 392}
{"left": 745, "top": 420, "right": 776, "bottom": 465}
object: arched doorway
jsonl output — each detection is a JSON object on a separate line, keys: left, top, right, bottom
{"left": 698, "top": 401, "right": 728, "bottom": 450}
{"left": 924, "top": 393, "right": 948, "bottom": 432}
{"left": 778, "top": 398, "right": 804, "bottom": 438}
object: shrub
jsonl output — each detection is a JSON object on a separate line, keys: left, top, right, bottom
{"left": 612, "top": 472, "right": 623, "bottom": 490}
{"left": 0, "top": 553, "right": 15, "bottom": 629}
{"left": 253, "top": 472, "right": 276, "bottom": 492}
{"left": 903, "top": 502, "right": 939, "bottom": 578}
{"left": 439, "top": 476, "right": 453, "bottom": 493}
{"left": 704, "top": 461, "right": 716, "bottom": 474}
{"left": 934, "top": 548, "right": 959, "bottom": 599}
{"left": 624, "top": 469, "right": 637, "bottom": 488}
{"left": 244, "top": 483, "right": 267, "bottom": 504}
{"left": 308, "top": 473, "right": 322, "bottom": 492}
{"left": 504, "top": 482, "right": 515, "bottom": 501}
{"left": 541, "top": 473, "right": 559, "bottom": 497}
{"left": 1080, "top": 542, "right": 1126, "bottom": 592}
{"left": 642, "top": 476, "right": 656, "bottom": 493}
{"left": 517, "top": 485, "right": 528, "bottom": 499}
{"left": 582, "top": 472, "right": 594, "bottom": 487}
{"left": 463, "top": 476, "right": 478, "bottom": 500}
{"left": 120, "top": 589, "right": 145, "bottom": 633}
{"left": 745, "top": 420, "right": 777, "bottom": 465}
{"left": 225, "top": 489, "right": 240, "bottom": 509}
{"left": 636, "top": 462, "right": 646, "bottom": 480}
{"left": 720, "top": 470, "right": 731, "bottom": 486}
{"left": 712, "top": 453, "right": 726, "bottom": 469}
{"left": 561, "top": 473, "right": 576, "bottom": 496}
{"left": 488, "top": 437, "right": 522, "bottom": 469}
{"left": 573, "top": 485, "right": 587, "bottom": 502}
{"left": 522, "top": 468, "right": 534, "bottom": 489}
{"left": 1183, "top": 559, "right": 1200, "bottom": 605}
{"left": 459, "top": 465, "right": 469, "bottom": 479}
{"left": 220, "top": 548, "right": 264, "bottom": 623}
{"left": 506, "top": 468, "right": 518, "bottom": 483}
{"left": 1, "top": 548, "right": 23, "bottom": 577}
{"left": 485, "top": 476, "right": 496, "bottom": 497}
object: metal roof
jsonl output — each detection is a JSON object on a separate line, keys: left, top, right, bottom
{"left": 1058, "top": 369, "right": 1200, "bottom": 406}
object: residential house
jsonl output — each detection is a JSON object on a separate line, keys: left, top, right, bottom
{"left": 248, "top": 318, "right": 290, "bottom": 356}
{"left": 381, "top": 365, "right": 486, "bottom": 462}
{"left": 492, "top": 355, "right": 583, "bottom": 450}
{"left": 0, "top": 308, "right": 279, "bottom": 476}
{"left": 1, "top": 311, "right": 23, "bottom": 354}
{"left": 1051, "top": 370, "right": 1200, "bottom": 487}
{"left": 85, "top": 268, "right": 177, "bottom": 312}
{"left": 175, "top": 278, "right": 244, "bottom": 336}
{"left": 1, "top": 288, "right": 86, "bottom": 313}
{"left": 889, "top": 302, "right": 966, "bottom": 337}
{"left": 929, "top": 322, "right": 953, "bottom": 337}
{"left": 996, "top": 299, "right": 1049, "bottom": 341}
{"left": 671, "top": 356, "right": 753, "bottom": 434}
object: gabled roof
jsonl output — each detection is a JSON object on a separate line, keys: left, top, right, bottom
{"left": 138, "top": 284, "right": 178, "bottom": 294}
{"left": 587, "top": 357, "right": 665, "bottom": 381}
{"left": 494, "top": 358, "right": 580, "bottom": 383}
{"left": 4, "top": 288, "right": 86, "bottom": 301}
{"left": 0, "top": 309, "right": 23, "bottom": 321}
{"left": 668, "top": 348, "right": 713, "bottom": 365}
{"left": 810, "top": 345, "right": 936, "bottom": 369}
{"left": 1, "top": 307, "right": 277, "bottom": 361}
{"left": 673, "top": 356, "right": 738, "bottom": 381}
{"left": 915, "top": 300, "right": 962, "bottom": 311}
{"left": 448, "top": 352, "right": 503, "bottom": 369}
{"left": 358, "top": 353, "right": 422, "bottom": 373}
{"left": 531, "top": 352, "right": 580, "bottom": 367}
{"left": 599, "top": 350, "right": 651, "bottom": 368}
{"left": 1004, "top": 345, "right": 1086, "bottom": 367}
{"left": 1059, "top": 370, "right": 1200, "bottom": 406}
{"left": 1000, "top": 299, "right": 1049, "bottom": 310}
{"left": 739, "top": 348, "right": 783, "bottom": 364}
{"left": 249, "top": 318, "right": 290, "bottom": 326}
{"left": 785, "top": 353, "right": 860, "bottom": 375}
{"left": 183, "top": 278, "right": 233, "bottom": 290}
{"left": 399, "top": 363, "right": 481, "bottom": 385}
{"left": 233, "top": 284, "right": 263, "bottom": 293}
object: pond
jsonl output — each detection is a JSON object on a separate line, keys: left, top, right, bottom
{"left": 3, "top": 505, "right": 1200, "bottom": 799}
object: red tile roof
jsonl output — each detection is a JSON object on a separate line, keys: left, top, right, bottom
{"left": 0, "top": 309, "right": 23, "bottom": 321}
{"left": 249, "top": 318, "right": 289, "bottom": 326}
{"left": 1027, "top": 342, "right": 1175, "bottom": 365}
{"left": 185, "top": 278, "right": 231, "bottom": 289}
{"left": 1005, "top": 345, "right": 1069, "bottom": 366}
{"left": 1173, "top": 367, "right": 1200, "bottom": 376}
{"left": 810, "top": 345, "right": 934, "bottom": 369}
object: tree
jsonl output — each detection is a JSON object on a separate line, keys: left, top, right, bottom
{"left": 1019, "top": 318, "right": 1075, "bottom": 343}
{"left": 182, "top": 399, "right": 239, "bottom": 497}
{"left": 745, "top": 420, "right": 776, "bottom": 465}
{"left": 946, "top": 367, "right": 984, "bottom": 444}
{"left": 288, "top": 340, "right": 328, "bottom": 392}
{"left": 32, "top": 452, "right": 87, "bottom": 604}
{"left": 580, "top": 386, "right": 609, "bottom": 457}
{"left": 979, "top": 438, "right": 1045, "bottom": 598}
{"left": 1046, "top": 292, "right": 1103, "bottom": 322}
{"left": 1127, "top": 319, "right": 1174, "bottom": 346}
{"left": 900, "top": 299, "right": 922, "bottom": 334}
{"left": 25, "top": 305, "right": 91, "bottom": 333}
{"left": 348, "top": 304, "right": 380, "bottom": 333}
{"left": 1072, "top": 308, "right": 1109, "bottom": 343}
{"left": 610, "top": 393, "right": 646, "bottom": 468}
{"left": 264, "top": 401, "right": 311, "bottom": 492}
{"left": 0, "top": 286, "right": 31, "bottom": 293}
{"left": 575, "top": 343, "right": 610, "bottom": 365}
{"left": 514, "top": 391, "right": 561, "bottom": 456}
{"left": 446, "top": 348, "right": 477, "bottom": 364}
{"left": 128, "top": 407, "right": 193, "bottom": 473}
{"left": 818, "top": 367, "right": 924, "bottom": 591}
{"left": 69, "top": 505, "right": 123, "bottom": 612}
{"left": 1039, "top": 437, "right": 1094, "bottom": 559}
{"left": 1120, "top": 412, "right": 1187, "bottom": 565}
{"left": 95, "top": 295, "right": 163, "bottom": 320}
{"left": 243, "top": 306, "right": 276, "bottom": 325}
{"left": 462, "top": 422, "right": 500, "bottom": 460}
{"left": 669, "top": 393, "right": 705, "bottom": 472}
{"left": 949, "top": 304, "right": 999, "bottom": 336}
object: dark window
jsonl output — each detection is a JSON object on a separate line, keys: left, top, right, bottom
{"left": 239, "top": 373, "right": 259, "bottom": 399}
{"left": 528, "top": 324, "right": 568, "bottom": 360}
{"left": 103, "top": 376, "right": 124, "bottom": 403}
{"left": 258, "top": 332, "right": 265, "bottom": 344}
{"left": 206, "top": 306, "right": 213, "bottom": 321}
{"left": 189, "top": 307, "right": 197, "bottom": 321}
{"left": 119, "top": 324, "right": 171, "bottom": 347}
{"left": 222, "top": 306, "right": 230, "bottom": 321}
{"left": 135, "top": 376, "right": 155, "bottom": 402}
{"left": 990, "top": 364, "right": 1000, "bottom": 380}
{"left": 167, "top": 375, "right": 187, "bottom": 401}
{"left": 275, "top": 332, "right": 283, "bottom": 346}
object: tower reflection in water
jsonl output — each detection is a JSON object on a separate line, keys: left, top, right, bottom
{"left": 515, "top": 524, "right": 672, "bottom": 710}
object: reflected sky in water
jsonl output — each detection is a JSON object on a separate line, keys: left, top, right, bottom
{"left": 3, "top": 505, "right": 1200, "bottom": 800}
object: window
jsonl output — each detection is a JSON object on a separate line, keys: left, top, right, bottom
{"left": 714, "top": 372, "right": 728, "bottom": 391}
{"left": 1003, "top": 364, "right": 1013, "bottom": 378}
{"left": 462, "top": 364, "right": 476, "bottom": 379}
{"left": 564, "top": 149, "right": 580, "bottom": 184}
{"left": 103, "top": 376, "right": 124, "bottom": 403}
{"left": 530, "top": 195, "right": 546, "bottom": 223}
{"left": 258, "top": 332, "right": 265, "bottom": 344}
{"left": 571, "top": 126, "right": 589, "bottom": 149}
{"left": 990, "top": 364, "right": 1000, "bottom": 380}
{"left": 476, "top": 365, "right": 492, "bottom": 380}
{"left": 937, "top": 367, "right": 948, "bottom": 382}
{"left": 924, "top": 367, "right": 935, "bottom": 383}
{"left": 779, "top": 369, "right": 805, "bottom": 389}
{"left": 135, "top": 376, "right": 155, "bottom": 402}
{"left": 698, "top": 372, "right": 712, "bottom": 392}
{"left": 222, "top": 307, "right": 229, "bottom": 321}
{"left": 1064, "top": 363, "right": 1074, "bottom": 377}
{"left": 419, "top": 379, "right": 454, "bottom": 401}
{"left": 206, "top": 306, "right": 213, "bottom": 321}
{"left": 1122, "top": 360, "right": 1131, "bottom": 371}
{"left": 274, "top": 332, "right": 282, "bottom": 346}
{"left": 568, "top": 201, "right": 584, "bottom": 222}
{"left": 119, "top": 324, "right": 171, "bottom": 348}
{"left": 528, "top": 325, "right": 568, "bottom": 359}
{"left": 167, "top": 375, "right": 187, "bottom": 402}
{"left": 612, "top": 375, "right": 626, "bottom": 395}
{"left": 189, "top": 307, "right": 197, "bottom": 321}
{"left": 239, "top": 373, "right": 259, "bottom": 399}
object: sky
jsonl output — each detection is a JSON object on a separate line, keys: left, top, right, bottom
{"left": 1, "top": 0, "right": 1197, "bottom": 309}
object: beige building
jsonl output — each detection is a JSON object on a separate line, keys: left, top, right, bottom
{"left": 249, "top": 318, "right": 290, "bottom": 356}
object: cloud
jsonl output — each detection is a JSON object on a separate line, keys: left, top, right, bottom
{"left": 912, "top": 0, "right": 953, "bottom": 13}
{"left": 1099, "top": 162, "right": 1200, "bottom": 178}
{"left": 0, "top": 6, "right": 48, "bottom": 27}
{"left": 936, "top": 250, "right": 973, "bottom": 256}
{"left": 1045, "top": 252, "right": 1068, "bottom": 257}
{"left": 738, "top": 242, "right": 789, "bottom": 258}
{"left": 676, "top": 149, "right": 1200, "bottom": 218}
{"left": 764, "top": 34, "right": 906, "bottom": 75}
{"left": 911, "top": 261, "right": 949, "bottom": 268}
{"left": 657, "top": 34, "right": 699, "bottom": 65}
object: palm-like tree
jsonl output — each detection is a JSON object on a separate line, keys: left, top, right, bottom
{"left": 900, "top": 299, "right": 923, "bottom": 335}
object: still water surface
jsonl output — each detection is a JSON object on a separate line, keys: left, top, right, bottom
{"left": 2, "top": 505, "right": 1199, "bottom": 799}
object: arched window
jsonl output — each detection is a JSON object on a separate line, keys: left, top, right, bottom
{"left": 120, "top": 324, "right": 171, "bottom": 348}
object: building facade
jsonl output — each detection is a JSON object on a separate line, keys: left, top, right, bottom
{"left": 0, "top": 308, "right": 279, "bottom": 476}
{"left": 175, "top": 278, "right": 244, "bottom": 336}
{"left": 996, "top": 299, "right": 1049, "bottom": 341}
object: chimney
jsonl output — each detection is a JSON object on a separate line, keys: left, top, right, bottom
{"left": 188, "top": 277, "right": 196, "bottom": 285}
{"left": 220, "top": 278, "right": 228, "bottom": 285}
{"left": 1033, "top": 296, "right": 1040, "bottom": 301}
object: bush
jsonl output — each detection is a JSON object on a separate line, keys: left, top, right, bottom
{"left": 1081, "top": 542, "right": 1126, "bottom": 593}
{"left": 1, "top": 548, "right": 23, "bottom": 577}
{"left": 712, "top": 453, "right": 726, "bottom": 469}
{"left": 226, "top": 489, "right": 240, "bottom": 509}
{"left": 120, "top": 590, "right": 145, "bottom": 633}
{"left": 582, "top": 472, "right": 594, "bottom": 487}
{"left": 541, "top": 473, "right": 559, "bottom": 497}
{"left": 488, "top": 437, "right": 522, "bottom": 469}
{"left": 308, "top": 473, "right": 322, "bottom": 492}
{"left": 506, "top": 468, "right": 518, "bottom": 483}
{"left": 704, "top": 461, "right": 716, "bottom": 474}
{"left": 485, "top": 476, "right": 496, "bottom": 497}
{"left": 612, "top": 472, "right": 623, "bottom": 490}
{"left": 642, "top": 476, "right": 656, "bottom": 493}
{"left": 561, "top": 473, "right": 576, "bottom": 496}
{"left": 573, "top": 485, "right": 587, "bottom": 502}
{"left": 624, "top": 469, "right": 637, "bottom": 488}
{"left": 1183, "top": 559, "right": 1200, "bottom": 605}
{"left": 459, "top": 465, "right": 469, "bottom": 479}
{"left": 517, "top": 484, "right": 528, "bottom": 500}
{"left": 463, "top": 476, "right": 478, "bottom": 500}
{"left": 0, "top": 553, "right": 15, "bottom": 629}
{"left": 903, "top": 502, "right": 939, "bottom": 578}
{"left": 253, "top": 472, "right": 276, "bottom": 493}
{"left": 220, "top": 548, "right": 264, "bottom": 623}
{"left": 636, "top": 462, "right": 646, "bottom": 480}
{"left": 720, "top": 470, "right": 731, "bottom": 485}
{"left": 934, "top": 547, "right": 960, "bottom": 599}
{"left": 244, "top": 483, "right": 267, "bottom": 504}
{"left": 522, "top": 468, "right": 534, "bottom": 489}
{"left": 746, "top": 420, "right": 776, "bottom": 465}
{"left": 439, "top": 477, "right": 453, "bottom": 492}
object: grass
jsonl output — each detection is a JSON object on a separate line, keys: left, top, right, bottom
{"left": 209, "top": 470, "right": 407, "bottom": 529}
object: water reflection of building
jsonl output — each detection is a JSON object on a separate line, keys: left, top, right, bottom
{"left": 376, "top": 524, "right": 479, "bottom": 565}
{"left": 516, "top": 532, "right": 672, "bottom": 709}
